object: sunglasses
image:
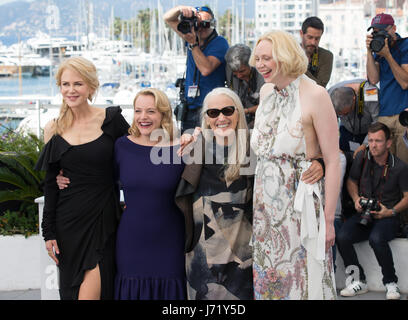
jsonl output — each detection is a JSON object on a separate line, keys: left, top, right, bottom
{"left": 195, "top": 6, "right": 212, "bottom": 14}
{"left": 206, "top": 106, "right": 235, "bottom": 118}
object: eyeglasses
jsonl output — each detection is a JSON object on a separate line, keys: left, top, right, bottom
{"left": 206, "top": 106, "right": 235, "bottom": 118}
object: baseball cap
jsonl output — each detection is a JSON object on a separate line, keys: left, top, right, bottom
{"left": 367, "top": 13, "right": 394, "bottom": 31}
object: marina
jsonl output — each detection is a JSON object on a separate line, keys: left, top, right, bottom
{"left": 1, "top": 0, "right": 408, "bottom": 301}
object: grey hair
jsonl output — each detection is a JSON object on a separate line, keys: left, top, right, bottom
{"left": 225, "top": 44, "right": 252, "bottom": 72}
{"left": 330, "top": 87, "right": 355, "bottom": 114}
{"left": 201, "top": 87, "right": 249, "bottom": 183}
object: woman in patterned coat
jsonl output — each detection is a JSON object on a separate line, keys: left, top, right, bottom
{"left": 175, "top": 87, "right": 254, "bottom": 300}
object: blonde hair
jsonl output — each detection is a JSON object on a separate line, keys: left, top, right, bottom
{"left": 249, "top": 30, "right": 308, "bottom": 79}
{"left": 129, "top": 88, "right": 175, "bottom": 142}
{"left": 201, "top": 87, "right": 249, "bottom": 183}
{"left": 53, "top": 57, "right": 99, "bottom": 135}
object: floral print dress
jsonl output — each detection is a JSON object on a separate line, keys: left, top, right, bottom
{"left": 250, "top": 76, "right": 336, "bottom": 300}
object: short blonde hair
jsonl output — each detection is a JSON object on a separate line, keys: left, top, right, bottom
{"left": 129, "top": 88, "right": 175, "bottom": 142}
{"left": 249, "top": 30, "right": 308, "bottom": 79}
{"left": 201, "top": 87, "right": 249, "bottom": 183}
{"left": 54, "top": 57, "right": 99, "bottom": 135}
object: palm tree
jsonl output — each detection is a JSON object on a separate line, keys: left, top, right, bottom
{"left": 0, "top": 130, "right": 44, "bottom": 209}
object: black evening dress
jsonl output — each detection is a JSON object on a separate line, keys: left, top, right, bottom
{"left": 35, "top": 106, "right": 129, "bottom": 300}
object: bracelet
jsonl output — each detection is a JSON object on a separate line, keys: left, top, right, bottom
{"left": 189, "top": 43, "right": 199, "bottom": 50}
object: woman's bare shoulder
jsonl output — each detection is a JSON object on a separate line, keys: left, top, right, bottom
{"left": 43, "top": 119, "right": 57, "bottom": 143}
{"left": 259, "top": 83, "right": 275, "bottom": 100}
{"left": 300, "top": 77, "right": 331, "bottom": 110}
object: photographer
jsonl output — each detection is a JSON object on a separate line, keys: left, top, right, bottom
{"left": 366, "top": 13, "right": 408, "bottom": 164}
{"left": 164, "top": 5, "right": 229, "bottom": 132}
{"left": 337, "top": 122, "right": 408, "bottom": 300}
{"left": 329, "top": 79, "right": 379, "bottom": 154}
{"left": 300, "top": 16, "right": 333, "bottom": 88}
{"left": 225, "top": 44, "right": 264, "bottom": 128}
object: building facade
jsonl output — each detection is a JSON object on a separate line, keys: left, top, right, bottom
{"left": 254, "top": 0, "right": 319, "bottom": 37}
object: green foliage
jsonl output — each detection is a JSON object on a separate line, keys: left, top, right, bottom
{"left": 113, "top": 9, "right": 153, "bottom": 51}
{"left": 0, "top": 128, "right": 44, "bottom": 236}
{"left": 0, "top": 204, "right": 39, "bottom": 238}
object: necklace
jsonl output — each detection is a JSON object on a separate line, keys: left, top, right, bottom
{"left": 274, "top": 85, "right": 289, "bottom": 97}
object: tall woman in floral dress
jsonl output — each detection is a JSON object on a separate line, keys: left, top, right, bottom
{"left": 250, "top": 31, "right": 340, "bottom": 300}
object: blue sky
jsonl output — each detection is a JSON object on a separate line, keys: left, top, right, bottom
{"left": 0, "top": 0, "right": 32, "bottom": 4}
{"left": 0, "top": 0, "right": 255, "bottom": 14}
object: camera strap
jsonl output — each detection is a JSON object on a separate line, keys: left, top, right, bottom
{"left": 359, "top": 149, "right": 391, "bottom": 202}
{"left": 357, "top": 81, "right": 366, "bottom": 117}
{"left": 356, "top": 80, "right": 366, "bottom": 135}
{"left": 190, "top": 29, "right": 219, "bottom": 100}
{"left": 308, "top": 50, "right": 319, "bottom": 75}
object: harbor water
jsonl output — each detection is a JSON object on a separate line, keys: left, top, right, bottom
{"left": 0, "top": 75, "right": 57, "bottom": 97}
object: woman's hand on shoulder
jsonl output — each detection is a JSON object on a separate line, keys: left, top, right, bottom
{"left": 177, "top": 127, "right": 202, "bottom": 157}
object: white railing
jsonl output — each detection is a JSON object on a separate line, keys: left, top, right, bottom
{"left": 0, "top": 97, "right": 134, "bottom": 137}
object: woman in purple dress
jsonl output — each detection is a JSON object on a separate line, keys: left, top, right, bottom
{"left": 113, "top": 88, "right": 186, "bottom": 300}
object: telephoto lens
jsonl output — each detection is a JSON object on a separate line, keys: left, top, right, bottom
{"left": 399, "top": 110, "right": 408, "bottom": 127}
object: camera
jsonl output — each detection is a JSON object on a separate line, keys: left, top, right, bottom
{"left": 174, "top": 77, "right": 188, "bottom": 122}
{"left": 399, "top": 110, "right": 408, "bottom": 127}
{"left": 370, "top": 30, "right": 392, "bottom": 52}
{"left": 177, "top": 13, "right": 199, "bottom": 34}
{"left": 359, "top": 198, "right": 381, "bottom": 226}
{"left": 177, "top": 12, "right": 214, "bottom": 34}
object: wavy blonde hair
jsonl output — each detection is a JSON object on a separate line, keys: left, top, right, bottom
{"left": 129, "top": 88, "right": 175, "bottom": 142}
{"left": 201, "top": 87, "right": 249, "bottom": 183}
{"left": 53, "top": 57, "right": 99, "bottom": 135}
{"left": 249, "top": 30, "right": 308, "bottom": 79}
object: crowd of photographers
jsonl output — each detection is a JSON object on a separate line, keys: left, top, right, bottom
{"left": 164, "top": 6, "right": 408, "bottom": 299}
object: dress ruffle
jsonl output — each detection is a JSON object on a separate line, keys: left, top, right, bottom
{"left": 102, "top": 106, "right": 129, "bottom": 140}
{"left": 35, "top": 106, "right": 125, "bottom": 172}
{"left": 114, "top": 274, "right": 186, "bottom": 300}
{"left": 35, "top": 135, "right": 71, "bottom": 171}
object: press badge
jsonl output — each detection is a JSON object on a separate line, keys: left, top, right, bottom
{"left": 188, "top": 85, "right": 200, "bottom": 98}
{"left": 364, "top": 84, "right": 378, "bottom": 102}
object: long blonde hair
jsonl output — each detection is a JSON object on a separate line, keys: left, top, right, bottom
{"left": 53, "top": 57, "right": 99, "bottom": 135}
{"left": 201, "top": 87, "right": 249, "bottom": 183}
{"left": 249, "top": 30, "right": 308, "bottom": 79}
{"left": 128, "top": 88, "right": 175, "bottom": 142}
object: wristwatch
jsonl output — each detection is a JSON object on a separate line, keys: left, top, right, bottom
{"left": 391, "top": 208, "right": 398, "bottom": 217}
{"left": 189, "top": 42, "right": 199, "bottom": 50}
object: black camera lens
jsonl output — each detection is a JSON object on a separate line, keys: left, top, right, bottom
{"left": 399, "top": 110, "right": 408, "bottom": 127}
{"left": 177, "top": 20, "right": 193, "bottom": 34}
{"left": 177, "top": 14, "right": 198, "bottom": 34}
{"left": 370, "top": 30, "right": 390, "bottom": 53}
{"left": 370, "top": 39, "right": 385, "bottom": 52}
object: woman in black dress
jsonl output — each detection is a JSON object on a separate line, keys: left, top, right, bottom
{"left": 35, "top": 57, "right": 129, "bottom": 300}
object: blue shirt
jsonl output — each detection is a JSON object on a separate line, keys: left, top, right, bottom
{"left": 185, "top": 35, "right": 229, "bottom": 110}
{"left": 374, "top": 34, "right": 408, "bottom": 116}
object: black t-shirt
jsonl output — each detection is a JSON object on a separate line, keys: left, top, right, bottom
{"left": 349, "top": 150, "right": 408, "bottom": 208}
{"left": 196, "top": 141, "right": 248, "bottom": 197}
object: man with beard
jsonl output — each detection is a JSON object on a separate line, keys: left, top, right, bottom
{"left": 300, "top": 16, "right": 333, "bottom": 88}
{"left": 366, "top": 13, "right": 408, "bottom": 165}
